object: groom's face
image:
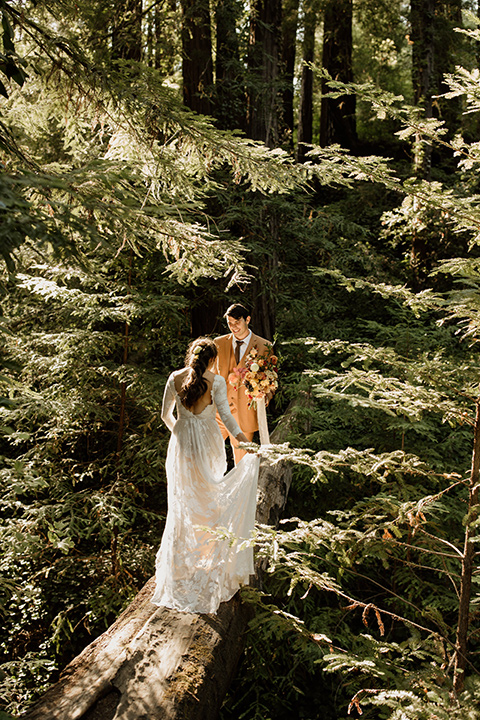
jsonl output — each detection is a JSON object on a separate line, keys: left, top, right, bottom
{"left": 226, "top": 314, "right": 250, "bottom": 340}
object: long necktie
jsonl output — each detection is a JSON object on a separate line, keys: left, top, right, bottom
{"left": 234, "top": 340, "right": 243, "bottom": 364}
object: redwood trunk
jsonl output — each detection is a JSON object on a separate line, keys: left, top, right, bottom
{"left": 181, "top": 0, "right": 214, "bottom": 115}
{"left": 247, "top": 0, "right": 283, "bottom": 147}
{"left": 319, "top": 0, "right": 357, "bottom": 149}
{"left": 296, "top": 0, "right": 317, "bottom": 162}
{"left": 409, "top": 0, "right": 436, "bottom": 289}
{"left": 281, "top": 0, "right": 300, "bottom": 147}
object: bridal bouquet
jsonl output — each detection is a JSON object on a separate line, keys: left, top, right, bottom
{"left": 228, "top": 346, "right": 278, "bottom": 410}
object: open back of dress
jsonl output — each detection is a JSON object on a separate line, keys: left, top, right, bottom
{"left": 152, "top": 373, "right": 259, "bottom": 614}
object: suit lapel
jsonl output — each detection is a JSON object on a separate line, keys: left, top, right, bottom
{"left": 226, "top": 333, "right": 235, "bottom": 369}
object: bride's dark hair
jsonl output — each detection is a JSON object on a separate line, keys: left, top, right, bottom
{"left": 180, "top": 337, "right": 218, "bottom": 408}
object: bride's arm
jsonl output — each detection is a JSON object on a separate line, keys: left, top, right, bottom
{"left": 213, "top": 375, "right": 244, "bottom": 440}
{"left": 161, "top": 376, "right": 176, "bottom": 432}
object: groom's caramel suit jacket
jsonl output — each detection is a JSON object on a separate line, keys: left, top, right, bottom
{"left": 214, "top": 331, "right": 272, "bottom": 436}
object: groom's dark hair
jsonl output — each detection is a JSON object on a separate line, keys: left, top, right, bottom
{"left": 224, "top": 303, "right": 250, "bottom": 320}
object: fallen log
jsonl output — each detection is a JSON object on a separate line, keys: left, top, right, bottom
{"left": 21, "top": 394, "right": 309, "bottom": 720}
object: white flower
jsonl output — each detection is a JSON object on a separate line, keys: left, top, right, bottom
{"left": 250, "top": 362, "right": 260, "bottom": 372}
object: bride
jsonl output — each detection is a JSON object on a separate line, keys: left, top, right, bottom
{"left": 151, "top": 337, "right": 260, "bottom": 615}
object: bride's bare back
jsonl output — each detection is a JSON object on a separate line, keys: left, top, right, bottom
{"left": 173, "top": 368, "right": 216, "bottom": 415}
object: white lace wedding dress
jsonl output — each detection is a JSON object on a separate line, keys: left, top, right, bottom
{"left": 151, "top": 373, "right": 260, "bottom": 614}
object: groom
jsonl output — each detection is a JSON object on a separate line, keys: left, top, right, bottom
{"left": 214, "top": 303, "right": 273, "bottom": 464}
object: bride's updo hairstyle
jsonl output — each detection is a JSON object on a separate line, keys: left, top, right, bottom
{"left": 180, "top": 337, "right": 218, "bottom": 408}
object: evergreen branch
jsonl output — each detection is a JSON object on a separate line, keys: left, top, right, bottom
{"left": 267, "top": 542, "right": 479, "bottom": 679}
{"left": 5, "top": 2, "right": 91, "bottom": 70}
{"left": 285, "top": 551, "right": 449, "bottom": 641}
{"left": 88, "top": 0, "right": 171, "bottom": 45}
{"left": 390, "top": 554, "right": 461, "bottom": 580}
{"left": 383, "top": 537, "right": 461, "bottom": 562}
{"left": 257, "top": 502, "right": 476, "bottom": 667}
{"left": 258, "top": 443, "right": 441, "bottom": 484}
{"left": 440, "top": 554, "right": 461, "bottom": 602}
{"left": 416, "top": 527, "right": 465, "bottom": 558}
{"left": 306, "top": 143, "right": 480, "bottom": 241}
{"left": 317, "top": 75, "right": 471, "bottom": 165}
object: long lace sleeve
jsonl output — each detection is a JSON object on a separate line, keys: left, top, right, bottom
{"left": 161, "top": 376, "right": 176, "bottom": 432}
{"left": 213, "top": 375, "right": 242, "bottom": 438}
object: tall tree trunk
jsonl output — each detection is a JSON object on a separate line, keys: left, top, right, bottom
{"left": 319, "top": 0, "right": 357, "bottom": 149}
{"left": 245, "top": 0, "right": 282, "bottom": 338}
{"left": 245, "top": 0, "right": 282, "bottom": 340}
{"left": 453, "top": 394, "right": 480, "bottom": 693}
{"left": 154, "top": 3, "right": 162, "bottom": 69}
{"left": 296, "top": 0, "right": 317, "bottom": 163}
{"left": 250, "top": 209, "right": 279, "bottom": 342}
{"left": 181, "top": 0, "right": 213, "bottom": 115}
{"left": 410, "top": 0, "right": 436, "bottom": 289}
{"left": 215, "top": 0, "right": 245, "bottom": 130}
{"left": 281, "top": 0, "right": 300, "bottom": 148}
{"left": 247, "top": 0, "right": 283, "bottom": 148}
{"left": 410, "top": 0, "right": 436, "bottom": 178}
{"left": 111, "top": 0, "right": 143, "bottom": 61}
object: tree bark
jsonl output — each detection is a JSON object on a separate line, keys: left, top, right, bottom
{"left": 181, "top": 0, "right": 214, "bottom": 115}
{"left": 296, "top": 0, "right": 317, "bottom": 163}
{"left": 247, "top": 0, "right": 283, "bottom": 148}
{"left": 319, "top": 0, "right": 357, "bottom": 149}
{"left": 20, "top": 396, "right": 307, "bottom": 720}
{"left": 453, "top": 395, "right": 480, "bottom": 693}
{"left": 281, "top": 0, "right": 300, "bottom": 148}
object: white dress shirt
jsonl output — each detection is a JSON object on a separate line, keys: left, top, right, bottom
{"left": 232, "top": 330, "right": 252, "bottom": 363}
